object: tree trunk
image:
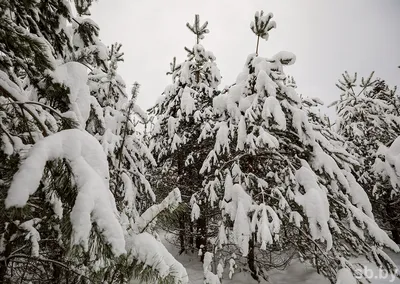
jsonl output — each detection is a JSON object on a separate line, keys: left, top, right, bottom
{"left": 196, "top": 217, "right": 207, "bottom": 262}
{"left": 178, "top": 216, "right": 186, "bottom": 254}
{"left": 248, "top": 233, "right": 258, "bottom": 281}
{"left": 189, "top": 222, "right": 194, "bottom": 253}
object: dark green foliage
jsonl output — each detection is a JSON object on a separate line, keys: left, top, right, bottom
{"left": 333, "top": 72, "right": 400, "bottom": 244}
{"left": 149, "top": 16, "right": 222, "bottom": 260}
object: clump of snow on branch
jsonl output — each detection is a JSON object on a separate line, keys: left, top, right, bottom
{"left": 223, "top": 176, "right": 253, "bottom": 256}
{"left": 52, "top": 62, "right": 91, "bottom": 126}
{"left": 134, "top": 188, "right": 182, "bottom": 233}
{"left": 203, "top": 252, "right": 220, "bottom": 284}
{"left": 20, "top": 219, "right": 41, "bottom": 257}
{"left": 374, "top": 136, "right": 400, "bottom": 196}
{"left": 5, "top": 129, "right": 125, "bottom": 255}
{"left": 295, "top": 166, "right": 332, "bottom": 250}
{"left": 125, "top": 232, "right": 189, "bottom": 284}
{"left": 250, "top": 11, "right": 276, "bottom": 41}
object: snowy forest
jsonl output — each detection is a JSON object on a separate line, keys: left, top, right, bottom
{"left": 0, "top": 1, "right": 399, "bottom": 284}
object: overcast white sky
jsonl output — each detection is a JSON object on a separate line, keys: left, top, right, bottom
{"left": 91, "top": 0, "right": 400, "bottom": 116}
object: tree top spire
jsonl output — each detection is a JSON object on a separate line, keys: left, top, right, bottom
{"left": 186, "top": 14, "right": 209, "bottom": 44}
{"left": 250, "top": 10, "right": 276, "bottom": 55}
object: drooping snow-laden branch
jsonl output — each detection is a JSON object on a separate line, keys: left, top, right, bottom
{"left": 135, "top": 187, "right": 182, "bottom": 233}
{"left": 1, "top": 101, "right": 65, "bottom": 119}
{"left": 0, "top": 74, "right": 50, "bottom": 136}
{"left": 5, "top": 129, "right": 126, "bottom": 256}
{"left": 125, "top": 232, "right": 189, "bottom": 284}
{"left": 6, "top": 254, "right": 95, "bottom": 283}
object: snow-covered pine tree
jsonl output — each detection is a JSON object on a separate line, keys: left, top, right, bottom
{"left": 84, "top": 42, "right": 188, "bottom": 283}
{"left": 1, "top": 1, "right": 187, "bottom": 283}
{"left": 149, "top": 14, "right": 222, "bottom": 257}
{"left": 332, "top": 72, "right": 400, "bottom": 244}
{"left": 200, "top": 11, "right": 399, "bottom": 283}
{"left": 0, "top": 1, "right": 87, "bottom": 282}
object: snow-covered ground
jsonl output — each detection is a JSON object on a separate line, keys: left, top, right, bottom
{"left": 174, "top": 251, "right": 400, "bottom": 284}
{"left": 147, "top": 233, "right": 400, "bottom": 284}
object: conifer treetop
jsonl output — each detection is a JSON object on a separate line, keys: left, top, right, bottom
{"left": 186, "top": 14, "right": 209, "bottom": 44}
{"left": 250, "top": 10, "right": 276, "bottom": 55}
{"left": 131, "top": 81, "right": 140, "bottom": 101}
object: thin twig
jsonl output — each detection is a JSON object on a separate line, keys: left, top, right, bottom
{"left": 7, "top": 254, "right": 95, "bottom": 283}
{"left": 0, "top": 85, "right": 50, "bottom": 136}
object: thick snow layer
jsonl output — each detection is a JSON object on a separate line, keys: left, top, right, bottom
{"left": 203, "top": 252, "right": 213, "bottom": 273}
{"left": 181, "top": 87, "right": 196, "bottom": 116}
{"left": 213, "top": 92, "right": 228, "bottom": 114}
{"left": 272, "top": 51, "right": 296, "bottom": 66}
{"left": 256, "top": 70, "right": 277, "bottom": 97}
{"left": 180, "top": 62, "right": 192, "bottom": 85}
{"left": 214, "top": 122, "right": 230, "bottom": 155}
{"left": 256, "top": 127, "right": 279, "bottom": 148}
{"left": 52, "top": 62, "right": 91, "bottom": 126}
{"left": 126, "top": 232, "right": 189, "bottom": 284}
{"left": 121, "top": 172, "right": 136, "bottom": 210}
{"left": 5, "top": 129, "right": 125, "bottom": 255}
{"left": 375, "top": 136, "right": 400, "bottom": 196}
{"left": 237, "top": 116, "right": 246, "bottom": 150}
{"left": 132, "top": 103, "right": 148, "bottom": 122}
{"left": 191, "top": 203, "right": 201, "bottom": 221}
{"left": 295, "top": 167, "right": 332, "bottom": 250}
{"left": 289, "top": 211, "right": 303, "bottom": 228}
{"left": 20, "top": 219, "right": 41, "bottom": 257}
{"left": 46, "top": 191, "right": 63, "bottom": 219}
{"left": 336, "top": 268, "right": 357, "bottom": 284}
{"left": 347, "top": 203, "right": 399, "bottom": 252}
{"left": 200, "top": 150, "right": 218, "bottom": 174}
{"left": 168, "top": 116, "right": 178, "bottom": 138}
{"left": 135, "top": 188, "right": 182, "bottom": 233}
{"left": 150, "top": 232, "right": 400, "bottom": 284}
{"left": 234, "top": 200, "right": 251, "bottom": 256}
{"left": 172, "top": 133, "right": 183, "bottom": 152}
{"left": 203, "top": 251, "right": 221, "bottom": 283}
{"left": 252, "top": 203, "right": 281, "bottom": 249}
{"left": 204, "top": 271, "right": 221, "bottom": 284}
{"left": 223, "top": 178, "right": 253, "bottom": 256}
{"left": 343, "top": 171, "right": 373, "bottom": 218}
{"left": 312, "top": 144, "right": 373, "bottom": 218}
{"left": 217, "top": 263, "right": 224, "bottom": 279}
{"left": 262, "top": 96, "right": 286, "bottom": 130}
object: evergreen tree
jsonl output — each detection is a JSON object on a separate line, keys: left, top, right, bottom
{"left": 1, "top": 1, "right": 187, "bottom": 283}
{"left": 332, "top": 72, "right": 400, "bottom": 244}
{"left": 149, "top": 14, "right": 222, "bottom": 258}
{"left": 85, "top": 42, "right": 186, "bottom": 283}
{"left": 1, "top": 1, "right": 83, "bottom": 282}
{"left": 200, "top": 11, "right": 399, "bottom": 283}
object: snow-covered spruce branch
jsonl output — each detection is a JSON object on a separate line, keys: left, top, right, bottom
{"left": 135, "top": 188, "right": 182, "bottom": 233}
{"left": 1, "top": 101, "right": 65, "bottom": 119}
{"left": 5, "top": 129, "right": 126, "bottom": 256}
{"left": 218, "top": 151, "right": 283, "bottom": 171}
{"left": 0, "top": 122, "right": 14, "bottom": 146}
{"left": 117, "top": 98, "right": 137, "bottom": 169}
{"left": 0, "top": 84, "right": 50, "bottom": 136}
{"left": 6, "top": 254, "right": 95, "bottom": 283}
{"left": 326, "top": 193, "right": 398, "bottom": 250}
